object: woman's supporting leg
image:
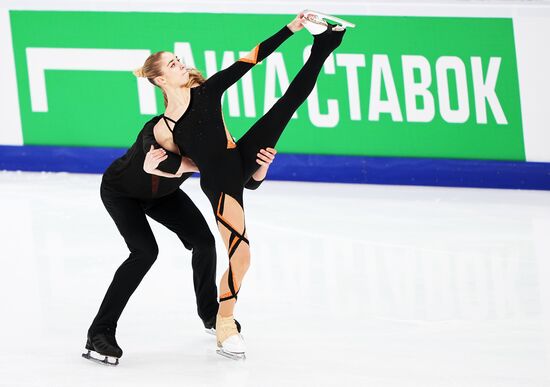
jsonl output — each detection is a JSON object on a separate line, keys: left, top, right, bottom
{"left": 89, "top": 188, "right": 159, "bottom": 335}
{"left": 207, "top": 190, "right": 249, "bottom": 357}
{"left": 213, "top": 192, "right": 250, "bottom": 318}
{"left": 144, "top": 189, "right": 219, "bottom": 323}
{"left": 237, "top": 27, "right": 346, "bottom": 180}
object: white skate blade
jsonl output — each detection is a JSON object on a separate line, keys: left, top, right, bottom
{"left": 216, "top": 333, "right": 246, "bottom": 360}
{"left": 302, "top": 18, "right": 328, "bottom": 35}
{"left": 303, "top": 9, "right": 356, "bottom": 29}
{"left": 216, "top": 348, "right": 246, "bottom": 361}
{"left": 82, "top": 349, "right": 119, "bottom": 366}
{"left": 220, "top": 333, "right": 246, "bottom": 352}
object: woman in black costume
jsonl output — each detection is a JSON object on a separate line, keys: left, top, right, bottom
{"left": 133, "top": 11, "right": 349, "bottom": 359}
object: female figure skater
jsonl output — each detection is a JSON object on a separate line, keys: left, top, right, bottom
{"left": 82, "top": 98, "right": 277, "bottom": 365}
{"left": 134, "top": 10, "right": 352, "bottom": 360}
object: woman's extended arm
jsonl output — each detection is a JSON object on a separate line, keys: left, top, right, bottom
{"left": 205, "top": 13, "right": 305, "bottom": 94}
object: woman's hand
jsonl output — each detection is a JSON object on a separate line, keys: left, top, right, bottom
{"left": 144, "top": 145, "right": 168, "bottom": 174}
{"left": 287, "top": 12, "right": 306, "bottom": 33}
{"left": 252, "top": 147, "right": 277, "bottom": 181}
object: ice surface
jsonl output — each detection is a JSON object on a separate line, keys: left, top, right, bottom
{"left": 0, "top": 171, "right": 549, "bottom": 387}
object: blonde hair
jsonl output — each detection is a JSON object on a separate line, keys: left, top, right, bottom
{"left": 133, "top": 51, "right": 205, "bottom": 107}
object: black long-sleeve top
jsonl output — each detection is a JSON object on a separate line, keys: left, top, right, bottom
{"left": 101, "top": 111, "right": 263, "bottom": 199}
{"left": 101, "top": 116, "right": 191, "bottom": 199}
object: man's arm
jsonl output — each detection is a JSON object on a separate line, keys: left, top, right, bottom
{"left": 143, "top": 146, "right": 198, "bottom": 178}
{"left": 142, "top": 119, "right": 182, "bottom": 174}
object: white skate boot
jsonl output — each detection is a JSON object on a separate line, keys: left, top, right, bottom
{"left": 301, "top": 9, "right": 356, "bottom": 35}
{"left": 204, "top": 316, "right": 242, "bottom": 336}
{"left": 215, "top": 314, "right": 246, "bottom": 361}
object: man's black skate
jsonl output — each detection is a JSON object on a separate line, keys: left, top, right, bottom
{"left": 82, "top": 328, "right": 123, "bottom": 366}
{"left": 203, "top": 315, "right": 241, "bottom": 336}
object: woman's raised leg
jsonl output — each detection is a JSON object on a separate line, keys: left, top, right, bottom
{"left": 237, "top": 27, "right": 346, "bottom": 181}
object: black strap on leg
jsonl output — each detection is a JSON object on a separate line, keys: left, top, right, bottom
{"left": 220, "top": 288, "right": 239, "bottom": 302}
{"left": 216, "top": 217, "right": 249, "bottom": 247}
{"left": 218, "top": 192, "right": 226, "bottom": 216}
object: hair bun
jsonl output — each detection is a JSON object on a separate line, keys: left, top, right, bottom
{"left": 133, "top": 67, "right": 146, "bottom": 78}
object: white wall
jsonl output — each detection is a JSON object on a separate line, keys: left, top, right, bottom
{"left": 0, "top": 8, "right": 23, "bottom": 145}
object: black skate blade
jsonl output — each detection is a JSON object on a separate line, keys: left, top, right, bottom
{"left": 82, "top": 350, "right": 119, "bottom": 366}
{"left": 216, "top": 349, "right": 246, "bottom": 361}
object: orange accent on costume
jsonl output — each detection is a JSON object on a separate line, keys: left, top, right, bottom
{"left": 220, "top": 111, "right": 237, "bottom": 149}
{"left": 217, "top": 194, "right": 224, "bottom": 213}
{"left": 151, "top": 175, "right": 160, "bottom": 195}
{"left": 238, "top": 45, "right": 259, "bottom": 64}
{"left": 229, "top": 236, "right": 240, "bottom": 252}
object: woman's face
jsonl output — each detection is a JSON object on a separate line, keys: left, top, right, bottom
{"left": 158, "top": 52, "right": 190, "bottom": 87}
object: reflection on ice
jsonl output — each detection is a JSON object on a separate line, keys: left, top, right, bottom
{"left": 0, "top": 171, "right": 549, "bottom": 386}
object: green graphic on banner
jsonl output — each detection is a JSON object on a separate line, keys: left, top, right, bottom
{"left": 10, "top": 11, "right": 524, "bottom": 160}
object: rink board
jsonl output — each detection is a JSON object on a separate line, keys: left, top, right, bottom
{"left": 0, "top": 2, "right": 549, "bottom": 189}
{"left": 1, "top": 145, "right": 549, "bottom": 190}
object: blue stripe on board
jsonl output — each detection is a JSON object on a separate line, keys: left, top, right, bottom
{"left": 1, "top": 145, "right": 549, "bottom": 190}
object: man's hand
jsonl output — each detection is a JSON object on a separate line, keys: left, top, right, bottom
{"left": 144, "top": 145, "right": 167, "bottom": 174}
{"left": 256, "top": 147, "right": 277, "bottom": 166}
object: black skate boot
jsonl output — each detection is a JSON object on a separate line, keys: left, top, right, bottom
{"left": 311, "top": 23, "right": 346, "bottom": 56}
{"left": 203, "top": 315, "right": 241, "bottom": 336}
{"left": 82, "top": 327, "right": 123, "bottom": 366}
